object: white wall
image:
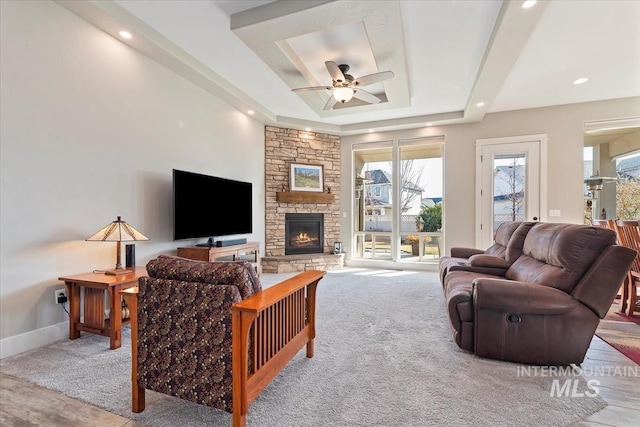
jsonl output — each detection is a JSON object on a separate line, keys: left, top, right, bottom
{"left": 0, "top": 1, "right": 265, "bottom": 357}
{"left": 341, "top": 97, "right": 640, "bottom": 258}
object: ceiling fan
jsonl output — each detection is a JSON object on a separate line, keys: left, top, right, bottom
{"left": 292, "top": 61, "right": 394, "bottom": 110}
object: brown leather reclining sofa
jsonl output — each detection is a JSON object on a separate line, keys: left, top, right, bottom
{"left": 442, "top": 222, "right": 636, "bottom": 365}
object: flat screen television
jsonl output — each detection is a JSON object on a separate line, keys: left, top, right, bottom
{"left": 173, "top": 169, "right": 252, "bottom": 242}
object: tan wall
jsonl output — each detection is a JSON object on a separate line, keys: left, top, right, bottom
{"left": 264, "top": 127, "right": 341, "bottom": 255}
{"left": 341, "top": 97, "right": 640, "bottom": 256}
{"left": 0, "top": 1, "right": 265, "bottom": 356}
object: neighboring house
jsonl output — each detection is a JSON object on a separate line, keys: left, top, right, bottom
{"left": 363, "top": 169, "right": 424, "bottom": 232}
{"left": 617, "top": 155, "right": 640, "bottom": 179}
{"left": 364, "top": 169, "right": 424, "bottom": 216}
{"left": 363, "top": 170, "right": 392, "bottom": 216}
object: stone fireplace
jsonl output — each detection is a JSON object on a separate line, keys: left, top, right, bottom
{"left": 262, "top": 126, "right": 344, "bottom": 273}
{"left": 285, "top": 213, "right": 324, "bottom": 255}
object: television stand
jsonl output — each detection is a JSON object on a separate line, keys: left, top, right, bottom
{"left": 196, "top": 238, "right": 247, "bottom": 247}
{"left": 177, "top": 242, "right": 260, "bottom": 275}
{"left": 195, "top": 237, "right": 216, "bottom": 247}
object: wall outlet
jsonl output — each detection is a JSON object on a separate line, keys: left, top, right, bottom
{"left": 55, "top": 289, "right": 67, "bottom": 304}
{"left": 549, "top": 209, "right": 561, "bottom": 217}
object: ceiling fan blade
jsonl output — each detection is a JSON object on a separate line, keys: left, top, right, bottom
{"left": 352, "top": 71, "right": 394, "bottom": 87}
{"left": 292, "top": 86, "right": 333, "bottom": 92}
{"left": 353, "top": 89, "right": 381, "bottom": 104}
{"left": 323, "top": 95, "right": 339, "bottom": 110}
{"left": 325, "top": 61, "right": 346, "bottom": 83}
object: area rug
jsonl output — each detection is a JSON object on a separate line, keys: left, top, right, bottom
{"left": 0, "top": 268, "right": 607, "bottom": 427}
{"left": 595, "top": 300, "right": 640, "bottom": 365}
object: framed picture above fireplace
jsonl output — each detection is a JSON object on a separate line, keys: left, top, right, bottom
{"left": 290, "top": 163, "right": 324, "bottom": 192}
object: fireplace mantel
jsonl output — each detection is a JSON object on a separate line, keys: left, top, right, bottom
{"left": 276, "top": 191, "right": 334, "bottom": 204}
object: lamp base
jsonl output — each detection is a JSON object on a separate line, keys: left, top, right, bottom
{"left": 104, "top": 268, "right": 132, "bottom": 276}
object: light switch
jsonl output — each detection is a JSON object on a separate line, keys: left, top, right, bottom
{"left": 343, "top": 211, "right": 347, "bottom": 218}
{"left": 549, "top": 209, "right": 561, "bottom": 217}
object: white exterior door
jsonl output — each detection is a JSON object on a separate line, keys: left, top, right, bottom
{"left": 475, "top": 134, "right": 547, "bottom": 248}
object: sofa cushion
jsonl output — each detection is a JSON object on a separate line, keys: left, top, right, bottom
{"left": 484, "top": 221, "right": 521, "bottom": 257}
{"left": 503, "top": 221, "right": 537, "bottom": 263}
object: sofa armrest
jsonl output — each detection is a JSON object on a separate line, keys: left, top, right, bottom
{"left": 233, "top": 270, "right": 325, "bottom": 313}
{"left": 447, "top": 254, "right": 510, "bottom": 277}
{"left": 473, "top": 278, "right": 579, "bottom": 315}
{"left": 450, "top": 247, "right": 485, "bottom": 258}
{"left": 447, "top": 264, "right": 508, "bottom": 277}
{"left": 468, "top": 254, "right": 509, "bottom": 269}
{"left": 231, "top": 270, "right": 325, "bottom": 425}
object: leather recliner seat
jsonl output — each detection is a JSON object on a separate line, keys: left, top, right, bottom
{"left": 443, "top": 222, "right": 636, "bottom": 365}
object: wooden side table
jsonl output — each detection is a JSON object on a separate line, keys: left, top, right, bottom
{"left": 58, "top": 267, "right": 147, "bottom": 350}
{"left": 120, "top": 286, "right": 143, "bottom": 410}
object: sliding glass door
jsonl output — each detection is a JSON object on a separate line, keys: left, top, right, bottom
{"left": 398, "top": 140, "right": 443, "bottom": 263}
{"left": 352, "top": 138, "right": 443, "bottom": 264}
{"left": 353, "top": 142, "right": 394, "bottom": 260}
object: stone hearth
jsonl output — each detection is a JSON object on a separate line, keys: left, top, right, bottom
{"left": 262, "top": 253, "right": 344, "bottom": 274}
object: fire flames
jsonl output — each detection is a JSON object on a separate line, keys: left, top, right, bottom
{"left": 292, "top": 232, "right": 317, "bottom": 246}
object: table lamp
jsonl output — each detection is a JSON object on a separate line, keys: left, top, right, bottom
{"left": 86, "top": 216, "right": 149, "bottom": 275}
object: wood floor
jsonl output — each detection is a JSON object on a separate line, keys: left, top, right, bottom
{"left": 0, "top": 373, "right": 144, "bottom": 427}
{"left": 573, "top": 335, "right": 640, "bottom": 426}
{"left": 1, "top": 335, "right": 638, "bottom": 426}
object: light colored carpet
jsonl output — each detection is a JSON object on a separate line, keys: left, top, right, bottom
{"left": 0, "top": 268, "right": 607, "bottom": 426}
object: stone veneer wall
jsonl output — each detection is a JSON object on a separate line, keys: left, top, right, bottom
{"left": 265, "top": 126, "right": 341, "bottom": 256}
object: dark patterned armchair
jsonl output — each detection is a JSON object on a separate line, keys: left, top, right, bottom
{"left": 121, "top": 255, "right": 325, "bottom": 427}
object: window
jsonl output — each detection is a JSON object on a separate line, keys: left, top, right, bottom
{"left": 352, "top": 138, "right": 443, "bottom": 263}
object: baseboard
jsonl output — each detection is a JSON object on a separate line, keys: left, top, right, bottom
{"left": 0, "top": 321, "right": 68, "bottom": 359}
{"left": 345, "top": 259, "right": 439, "bottom": 272}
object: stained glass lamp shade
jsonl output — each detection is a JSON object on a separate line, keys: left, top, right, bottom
{"left": 86, "top": 216, "right": 149, "bottom": 275}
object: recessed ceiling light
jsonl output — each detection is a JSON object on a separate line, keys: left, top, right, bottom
{"left": 119, "top": 30, "right": 133, "bottom": 40}
{"left": 305, "top": 127, "right": 311, "bottom": 131}
{"left": 368, "top": 129, "right": 374, "bottom": 133}
{"left": 426, "top": 123, "right": 433, "bottom": 127}
{"left": 521, "top": 0, "right": 537, "bottom": 9}
{"left": 573, "top": 77, "right": 589, "bottom": 85}
{"left": 476, "top": 102, "right": 485, "bottom": 107}
{"left": 247, "top": 110, "right": 254, "bottom": 115}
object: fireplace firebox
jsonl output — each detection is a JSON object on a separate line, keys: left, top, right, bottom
{"left": 285, "top": 213, "right": 324, "bottom": 255}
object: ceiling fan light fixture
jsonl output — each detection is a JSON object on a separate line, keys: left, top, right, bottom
{"left": 333, "top": 87, "right": 354, "bottom": 103}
